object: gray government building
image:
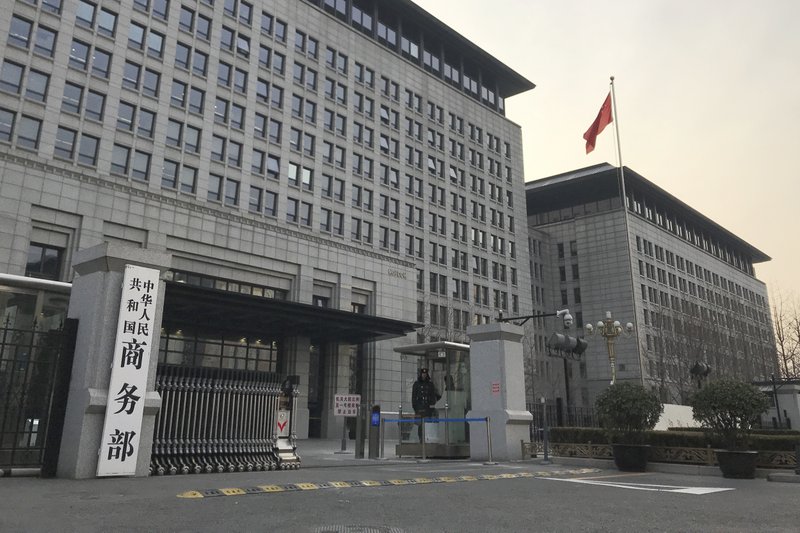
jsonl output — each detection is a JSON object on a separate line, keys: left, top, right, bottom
{"left": 0, "top": 1, "right": 776, "bottom": 477}
{"left": 525, "top": 164, "right": 776, "bottom": 415}
{"left": 0, "top": 0, "right": 534, "bottom": 476}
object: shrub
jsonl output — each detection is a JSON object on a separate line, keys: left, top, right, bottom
{"left": 689, "top": 379, "right": 770, "bottom": 451}
{"left": 594, "top": 382, "right": 663, "bottom": 445}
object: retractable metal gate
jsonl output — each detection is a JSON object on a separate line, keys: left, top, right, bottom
{"left": 151, "top": 327, "right": 300, "bottom": 475}
{"left": 150, "top": 364, "right": 298, "bottom": 475}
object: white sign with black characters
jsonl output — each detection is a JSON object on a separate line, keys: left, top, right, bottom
{"left": 334, "top": 394, "right": 361, "bottom": 417}
{"left": 96, "top": 265, "right": 160, "bottom": 477}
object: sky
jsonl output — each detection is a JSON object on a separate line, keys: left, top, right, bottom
{"left": 414, "top": 0, "right": 800, "bottom": 303}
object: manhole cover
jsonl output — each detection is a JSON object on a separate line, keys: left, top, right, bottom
{"left": 314, "top": 527, "right": 405, "bottom": 533}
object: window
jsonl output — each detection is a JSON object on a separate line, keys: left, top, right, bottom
{"left": 0, "top": 61, "right": 24, "bottom": 94}
{"left": 77, "top": 134, "right": 99, "bottom": 165}
{"left": 34, "top": 25, "right": 58, "bottom": 57}
{"left": 249, "top": 185, "right": 263, "bottom": 212}
{"left": 162, "top": 159, "right": 179, "bottom": 189}
{"left": 185, "top": 125, "right": 201, "bottom": 153}
{"left": 26, "top": 70, "right": 49, "bottom": 102}
{"left": 17, "top": 115, "right": 42, "bottom": 150}
{"left": 176, "top": 42, "right": 192, "bottom": 70}
{"left": 54, "top": 126, "right": 77, "bottom": 160}
{"left": 171, "top": 80, "right": 187, "bottom": 108}
{"left": 8, "top": 16, "right": 33, "bottom": 49}
{"left": 43, "top": 0, "right": 63, "bottom": 14}
{"left": 131, "top": 150, "right": 151, "bottom": 181}
{"left": 97, "top": 8, "right": 117, "bottom": 36}
{"left": 129, "top": 22, "right": 146, "bottom": 50}
{"left": 264, "top": 190, "right": 277, "bottom": 217}
{"left": 286, "top": 197, "right": 298, "bottom": 223}
{"left": 117, "top": 101, "right": 135, "bottom": 131}
{"left": 69, "top": 40, "right": 91, "bottom": 70}
{"left": 26, "top": 243, "right": 63, "bottom": 280}
{"left": 91, "top": 48, "right": 112, "bottom": 78}
{"left": 267, "top": 154, "right": 280, "bottom": 179}
{"left": 206, "top": 174, "right": 221, "bottom": 202}
{"left": 142, "top": 68, "right": 160, "bottom": 97}
{"left": 111, "top": 144, "right": 130, "bottom": 174}
{"left": 188, "top": 87, "right": 204, "bottom": 113}
{"left": 137, "top": 108, "right": 155, "bottom": 137}
{"left": 147, "top": 30, "right": 165, "bottom": 58}
{"left": 224, "top": 178, "right": 240, "bottom": 206}
{"left": 123, "top": 61, "right": 141, "bottom": 89}
{"left": 0, "top": 108, "right": 15, "bottom": 143}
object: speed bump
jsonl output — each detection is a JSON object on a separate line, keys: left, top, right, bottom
{"left": 176, "top": 468, "right": 600, "bottom": 499}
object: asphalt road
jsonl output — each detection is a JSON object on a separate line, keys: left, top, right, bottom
{"left": 1, "top": 460, "right": 798, "bottom": 532}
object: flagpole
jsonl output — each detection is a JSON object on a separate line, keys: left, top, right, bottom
{"left": 609, "top": 76, "right": 627, "bottom": 203}
{"left": 608, "top": 75, "right": 644, "bottom": 386}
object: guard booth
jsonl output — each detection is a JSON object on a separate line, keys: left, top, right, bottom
{"left": 393, "top": 341, "right": 470, "bottom": 458}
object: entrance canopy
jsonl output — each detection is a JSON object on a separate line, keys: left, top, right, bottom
{"left": 163, "top": 282, "right": 418, "bottom": 343}
{"left": 393, "top": 341, "right": 470, "bottom": 357}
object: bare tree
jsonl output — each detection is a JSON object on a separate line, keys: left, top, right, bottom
{"left": 772, "top": 291, "right": 800, "bottom": 379}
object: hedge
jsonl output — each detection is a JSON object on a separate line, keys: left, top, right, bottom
{"left": 549, "top": 427, "right": 799, "bottom": 451}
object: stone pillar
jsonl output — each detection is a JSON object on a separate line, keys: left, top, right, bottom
{"left": 284, "top": 336, "right": 311, "bottom": 440}
{"left": 57, "top": 243, "right": 171, "bottom": 479}
{"left": 466, "top": 322, "right": 532, "bottom": 461}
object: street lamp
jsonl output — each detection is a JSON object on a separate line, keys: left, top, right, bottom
{"left": 584, "top": 311, "right": 634, "bottom": 385}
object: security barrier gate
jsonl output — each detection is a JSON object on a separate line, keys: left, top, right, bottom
{"left": 150, "top": 364, "right": 298, "bottom": 475}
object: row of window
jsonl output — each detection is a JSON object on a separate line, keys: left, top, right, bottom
{"left": 636, "top": 235, "right": 767, "bottom": 309}
{"left": 629, "top": 189, "right": 755, "bottom": 276}
{"left": 302, "top": 0, "right": 511, "bottom": 112}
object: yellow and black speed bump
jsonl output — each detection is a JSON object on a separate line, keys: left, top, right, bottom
{"left": 177, "top": 468, "right": 599, "bottom": 499}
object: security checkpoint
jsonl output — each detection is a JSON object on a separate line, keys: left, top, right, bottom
{"left": 0, "top": 243, "right": 416, "bottom": 479}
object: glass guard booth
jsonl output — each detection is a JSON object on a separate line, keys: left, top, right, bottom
{"left": 394, "top": 341, "right": 470, "bottom": 458}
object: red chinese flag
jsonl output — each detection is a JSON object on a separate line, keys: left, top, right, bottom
{"left": 583, "top": 92, "right": 613, "bottom": 154}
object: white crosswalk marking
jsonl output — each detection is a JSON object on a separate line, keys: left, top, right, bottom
{"left": 543, "top": 477, "right": 734, "bottom": 495}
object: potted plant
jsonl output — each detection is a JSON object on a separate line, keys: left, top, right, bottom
{"left": 690, "top": 379, "right": 770, "bottom": 478}
{"left": 595, "top": 382, "right": 663, "bottom": 471}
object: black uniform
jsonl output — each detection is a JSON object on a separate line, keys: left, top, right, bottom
{"left": 411, "top": 368, "right": 440, "bottom": 440}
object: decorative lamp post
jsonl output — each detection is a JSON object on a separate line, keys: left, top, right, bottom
{"left": 584, "top": 311, "right": 633, "bottom": 385}
{"left": 690, "top": 361, "right": 712, "bottom": 389}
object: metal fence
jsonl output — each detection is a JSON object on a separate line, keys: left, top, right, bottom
{"left": 0, "top": 319, "right": 77, "bottom": 474}
{"left": 527, "top": 402, "right": 598, "bottom": 446}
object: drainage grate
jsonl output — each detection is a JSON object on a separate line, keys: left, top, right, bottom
{"left": 314, "top": 527, "right": 406, "bottom": 533}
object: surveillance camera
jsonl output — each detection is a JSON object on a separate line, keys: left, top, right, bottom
{"left": 563, "top": 312, "right": 574, "bottom": 329}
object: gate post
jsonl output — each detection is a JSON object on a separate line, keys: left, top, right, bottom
{"left": 57, "top": 243, "right": 171, "bottom": 479}
{"left": 465, "top": 322, "right": 532, "bottom": 461}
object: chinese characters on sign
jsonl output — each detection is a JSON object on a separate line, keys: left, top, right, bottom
{"left": 97, "top": 265, "right": 160, "bottom": 477}
{"left": 334, "top": 394, "right": 361, "bottom": 417}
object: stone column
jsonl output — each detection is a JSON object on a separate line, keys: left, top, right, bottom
{"left": 466, "top": 322, "right": 532, "bottom": 461}
{"left": 57, "top": 243, "right": 171, "bottom": 478}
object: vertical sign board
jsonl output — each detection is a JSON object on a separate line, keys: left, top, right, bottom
{"left": 97, "top": 265, "right": 160, "bottom": 477}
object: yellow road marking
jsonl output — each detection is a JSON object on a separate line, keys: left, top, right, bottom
{"left": 257, "top": 485, "right": 285, "bottom": 492}
{"left": 177, "top": 491, "right": 204, "bottom": 499}
{"left": 177, "top": 468, "right": 601, "bottom": 499}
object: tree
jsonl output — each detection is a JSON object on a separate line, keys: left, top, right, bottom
{"left": 772, "top": 291, "right": 800, "bottom": 379}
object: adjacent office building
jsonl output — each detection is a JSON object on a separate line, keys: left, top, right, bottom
{"left": 0, "top": 0, "right": 534, "bottom": 448}
{"left": 526, "top": 164, "right": 776, "bottom": 407}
